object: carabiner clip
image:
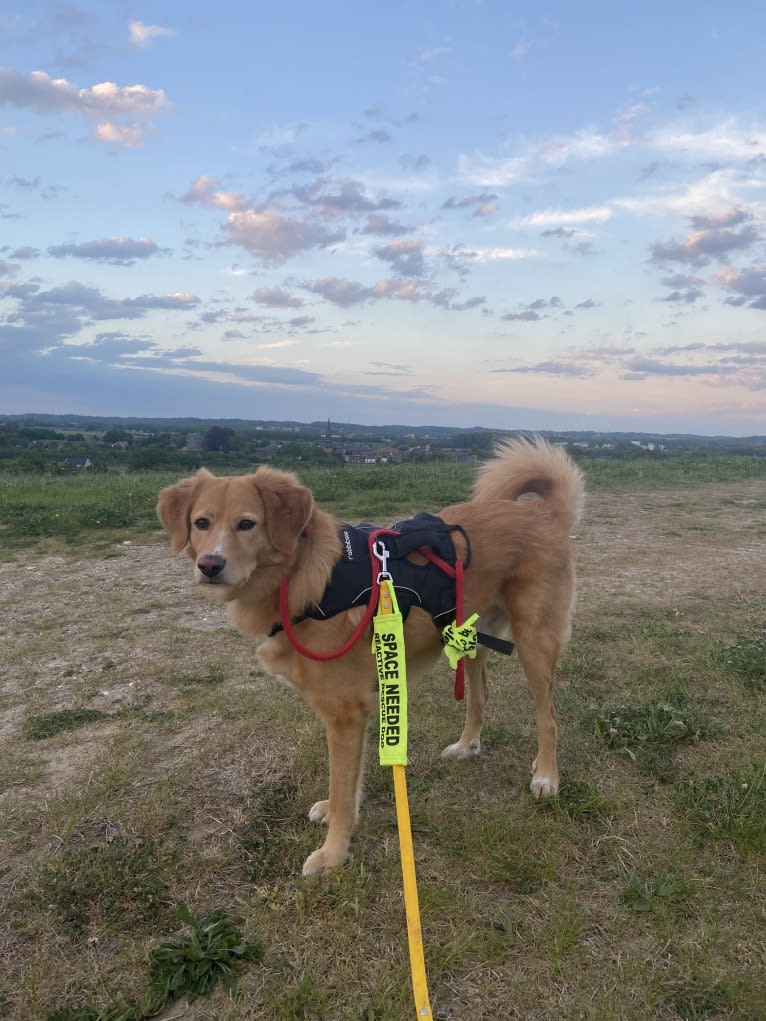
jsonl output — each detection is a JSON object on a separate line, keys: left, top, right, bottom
{"left": 373, "top": 538, "right": 391, "bottom": 582}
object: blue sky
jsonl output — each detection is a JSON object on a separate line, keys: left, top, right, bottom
{"left": 2, "top": 1, "right": 766, "bottom": 435}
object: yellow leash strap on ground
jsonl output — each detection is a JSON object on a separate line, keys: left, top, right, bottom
{"left": 372, "top": 571, "right": 433, "bottom": 1020}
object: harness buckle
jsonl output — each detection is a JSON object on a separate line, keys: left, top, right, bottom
{"left": 372, "top": 538, "right": 392, "bottom": 583}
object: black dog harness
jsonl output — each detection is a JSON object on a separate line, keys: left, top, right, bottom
{"left": 274, "top": 511, "right": 514, "bottom": 699}
{"left": 306, "top": 513, "right": 467, "bottom": 628}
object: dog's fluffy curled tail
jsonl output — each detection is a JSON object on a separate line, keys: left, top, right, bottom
{"left": 472, "top": 435, "right": 585, "bottom": 533}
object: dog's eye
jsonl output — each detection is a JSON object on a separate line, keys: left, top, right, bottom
{"left": 193, "top": 517, "right": 211, "bottom": 530}
{"left": 236, "top": 519, "right": 256, "bottom": 532}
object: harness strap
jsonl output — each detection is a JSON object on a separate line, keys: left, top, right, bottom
{"left": 476, "top": 632, "right": 515, "bottom": 656}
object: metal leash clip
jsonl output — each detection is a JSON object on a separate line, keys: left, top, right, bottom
{"left": 372, "top": 538, "right": 392, "bottom": 583}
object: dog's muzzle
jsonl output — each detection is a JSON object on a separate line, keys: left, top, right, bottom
{"left": 197, "top": 554, "right": 227, "bottom": 581}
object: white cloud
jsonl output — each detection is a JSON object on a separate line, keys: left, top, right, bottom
{"left": 459, "top": 126, "right": 631, "bottom": 188}
{"left": 224, "top": 209, "right": 343, "bottom": 263}
{"left": 512, "top": 206, "right": 613, "bottom": 229}
{"left": 457, "top": 152, "right": 527, "bottom": 188}
{"left": 0, "top": 69, "right": 169, "bottom": 147}
{"left": 536, "top": 128, "right": 621, "bottom": 166}
{"left": 129, "top": 21, "right": 176, "bottom": 47}
{"left": 651, "top": 120, "right": 766, "bottom": 162}
{"left": 460, "top": 246, "right": 536, "bottom": 262}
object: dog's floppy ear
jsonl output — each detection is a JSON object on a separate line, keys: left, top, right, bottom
{"left": 157, "top": 469, "right": 213, "bottom": 553}
{"left": 255, "top": 471, "right": 313, "bottom": 556}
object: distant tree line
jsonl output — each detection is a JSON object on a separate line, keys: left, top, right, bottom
{"left": 0, "top": 418, "right": 763, "bottom": 475}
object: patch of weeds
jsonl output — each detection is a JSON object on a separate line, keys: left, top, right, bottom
{"left": 23, "top": 708, "right": 109, "bottom": 740}
{"left": 172, "top": 667, "right": 226, "bottom": 687}
{"left": 676, "top": 764, "right": 766, "bottom": 854}
{"left": 619, "top": 870, "right": 693, "bottom": 912}
{"left": 586, "top": 695, "right": 708, "bottom": 781}
{"left": 149, "top": 903, "right": 262, "bottom": 1002}
{"left": 536, "top": 778, "right": 609, "bottom": 823}
{"left": 718, "top": 629, "right": 766, "bottom": 690}
{"left": 44, "top": 905, "right": 262, "bottom": 1021}
{"left": 36, "top": 837, "right": 177, "bottom": 940}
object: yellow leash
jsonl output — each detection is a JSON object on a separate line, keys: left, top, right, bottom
{"left": 372, "top": 544, "right": 433, "bottom": 1020}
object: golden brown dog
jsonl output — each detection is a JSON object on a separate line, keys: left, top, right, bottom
{"left": 157, "top": 436, "right": 584, "bottom": 875}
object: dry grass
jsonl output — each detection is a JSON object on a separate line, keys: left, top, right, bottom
{"left": 0, "top": 477, "right": 764, "bottom": 1020}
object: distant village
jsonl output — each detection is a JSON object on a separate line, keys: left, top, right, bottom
{"left": 0, "top": 413, "right": 761, "bottom": 474}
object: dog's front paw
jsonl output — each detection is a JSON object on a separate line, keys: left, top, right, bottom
{"left": 530, "top": 773, "right": 559, "bottom": 798}
{"left": 308, "top": 800, "right": 330, "bottom": 825}
{"left": 301, "top": 845, "right": 347, "bottom": 876}
{"left": 441, "top": 738, "right": 481, "bottom": 760}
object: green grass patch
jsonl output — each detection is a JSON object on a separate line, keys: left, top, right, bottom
{"left": 536, "top": 778, "right": 610, "bottom": 823}
{"left": 577, "top": 453, "right": 766, "bottom": 490}
{"left": 718, "top": 629, "right": 766, "bottom": 690}
{"left": 676, "top": 765, "right": 766, "bottom": 854}
{"left": 586, "top": 694, "right": 709, "bottom": 781}
{"left": 171, "top": 667, "right": 226, "bottom": 687}
{"left": 0, "top": 472, "right": 165, "bottom": 546}
{"left": 22, "top": 707, "right": 174, "bottom": 740}
{"left": 23, "top": 709, "right": 110, "bottom": 740}
{"left": 35, "top": 837, "right": 178, "bottom": 941}
{"left": 662, "top": 975, "right": 764, "bottom": 1021}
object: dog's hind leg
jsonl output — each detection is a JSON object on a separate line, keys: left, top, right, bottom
{"left": 302, "top": 693, "right": 372, "bottom": 875}
{"left": 441, "top": 647, "right": 489, "bottom": 760}
{"left": 513, "top": 623, "right": 567, "bottom": 798}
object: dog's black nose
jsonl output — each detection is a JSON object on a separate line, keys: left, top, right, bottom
{"left": 197, "top": 554, "right": 226, "bottom": 579}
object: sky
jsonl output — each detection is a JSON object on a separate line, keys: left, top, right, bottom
{"left": 2, "top": 2, "right": 766, "bottom": 436}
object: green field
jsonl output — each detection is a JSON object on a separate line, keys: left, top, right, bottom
{"left": 1, "top": 452, "right": 764, "bottom": 549}
{"left": 0, "top": 455, "right": 764, "bottom": 1020}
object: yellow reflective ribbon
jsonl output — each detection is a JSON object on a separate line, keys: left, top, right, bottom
{"left": 441, "top": 612, "right": 480, "bottom": 670}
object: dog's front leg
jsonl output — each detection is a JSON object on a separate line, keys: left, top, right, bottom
{"left": 302, "top": 694, "right": 372, "bottom": 875}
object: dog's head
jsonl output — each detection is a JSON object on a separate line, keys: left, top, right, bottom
{"left": 157, "top": 467, "right": 313, "bottom": 596}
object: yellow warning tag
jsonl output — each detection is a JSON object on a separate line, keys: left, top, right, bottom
{"left": 372, "top": 578, "right": 408, "bottom": 766}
